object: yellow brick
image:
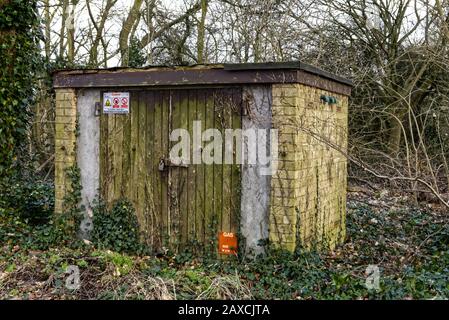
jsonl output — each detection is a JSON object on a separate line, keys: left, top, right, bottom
{"left": 57, "top": 99, "right": 75, "bottom": 109}
{"left": 65, "top": 108, "right": 77, "bottom": 116}
{"left": 272, "top": 85, "right": 298, "bottom": 98}
{"left": 271, "top": 186, "right": 299, "bottom": 198}
{"left": 272, "top": 169, "right": 299, "bottom": 180}
{"left": 273, "top": 91, "right": 299, "bottom": 104}
{"left": 62, "top": 123, "right": 76, "bottom": 132}
{"left": 55, "top": 108, "right": 65, "bottom": 116}
{"left": 271, "top": 224, "right": 296, "bottom": 235}
{"left": 55, "top": 123, "right": 65, "bottom": 133}
{"left": 54, "top": 199, "right": 65, "bottom": 213}
{"left": 270, "top": 196, "right": 298, "bottom": 207}
{"left": 277, "top": 151, "right": 297, "bottom": 162}
{"left": 55, "top": 152, "right": 75, "bottom": 163}
{"left": 272, "top": 107, "right": 298, "bottom": 118}
{"left": 56, "top": 130, "right": 76, "bottom": 141}
{"left": 269, "top": 84, "right": 348, "bottom": 252}
{"left": 273, "top": 159, "right": 298, "bottom": 171}
{"left": 271, "top": 177, "right": 297, "bottom": 190}
{"left": 55, "top": 89, "right": 76, "bottom": 101}
{"left": 56, "top": 115, "right": 76, "bottom": 124}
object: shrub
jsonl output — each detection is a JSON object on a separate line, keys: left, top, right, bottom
{"left": 0, "top": 0, "right": 41, "bottom": 177}
{"left": 0, "top": 176, "right": 54, "bottom": 225}
{"left": 91, "top": 199, "right": 143, "bottom": 254}
{"left": 0, "top": 173, "right": 74, "bottom": 251}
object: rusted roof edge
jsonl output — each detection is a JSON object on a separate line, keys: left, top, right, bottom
{"left": 53, "top": 62, "right": 352, "bottom": 95}
{"left": 224, "top": 61, "right": 352, "bottom": 86}
{"left": 51, "top": 63, "right": 225, "bottom": 76}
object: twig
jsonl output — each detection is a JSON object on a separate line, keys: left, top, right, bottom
{"left": 36, "top": 154, "right": 55, "bottom": 173}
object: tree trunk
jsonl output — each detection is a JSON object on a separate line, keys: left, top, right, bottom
{"left": 43, "top": 0, "right": 51, "bottom": 60}
{"left": 67, "top": 1, "right": 76, "bottom": 63}
{"left": 119, "top": 0, "right": 144, "bottom": 67}
{"left": 197, "top": 0, "right": 208, "bottom": 63}
{"left": 59, "top": 0, "right": 68, "bottom": 58}
{"left": 388, "top": 116, "right": 403, "bottom": 156}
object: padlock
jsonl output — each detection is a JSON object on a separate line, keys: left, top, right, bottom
{"left": 158, "top": 159, "right": 165, "bottom": 171}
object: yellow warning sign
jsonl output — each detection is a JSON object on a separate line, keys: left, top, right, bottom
{"left": 103, "top": 92, "right": 130, "bottom": 114}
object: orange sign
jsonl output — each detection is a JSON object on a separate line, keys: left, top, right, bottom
{"left": 218, "top": 232, "right": 237, "bottom": 255}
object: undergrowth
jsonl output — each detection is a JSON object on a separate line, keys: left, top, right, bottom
{"left": 1, "top": 182, "right": 448, "bottom": 300}
{"left": 91, "top": 199, "right": 145, "bottom": 255}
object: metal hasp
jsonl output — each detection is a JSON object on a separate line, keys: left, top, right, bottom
{"left": 158, "top": 158, "right": 189, "bottom": 171}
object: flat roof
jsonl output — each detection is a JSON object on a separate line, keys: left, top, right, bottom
{"left": 53, "top": 62, "right": 352, "bottom": 96}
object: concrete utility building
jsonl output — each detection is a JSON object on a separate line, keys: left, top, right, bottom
{"left": 53, "top": 62, "right": 351, "bottom": 255}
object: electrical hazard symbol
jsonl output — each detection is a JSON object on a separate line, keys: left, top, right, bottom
{"left": 103, "top": 92, "right": 130, "bottom": 114}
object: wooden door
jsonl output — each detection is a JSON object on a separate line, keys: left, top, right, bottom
{"left": 100, "top": 87, "right": 242, "bottom": 253}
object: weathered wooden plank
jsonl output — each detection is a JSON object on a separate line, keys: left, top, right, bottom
{"left": 114, "top": 113, "right": 124, "bottom": 199}
{"left": 130, "top": 91, "right": 141, "bottom": 231}
{"left": 160, "top": 90, "right": 170, "bottom": 247}
{"left": 107, "top": 113, "right": 116, "bottom": 205}
{"left": 137, "top": 91, "right": 147, "bottom": 244}
{"left": 152, "top": 90, "right": 163, "bottom": 249}
{"left": 178, "top": 89, "right": 189, "bottom": 249}
{"left": 204, "top": 90, "right": 216, "bottom": 249}
{"left": 149, "top": 90, "right": 161, "bottom": 249}
{"left": 122, "top": 103, "right": 132, "bottom": 200}
{"left": 144, "top": 91, "right": 155, "bottom": 244}
{"left": 187, "top": 89, "right": 197, "bottom": 247}
{"left": 213, "top": 89, "right": 224, "bottom": 253}
{"left": 196, "top": 90, "right": 206, "bottom": 245}
{"left": 169, "top": 89, "right": 181, "bottom": 249}
{"left": 221, "top": 89, "right": 233, "bottom": 235}
{"left": 99, "top": 97, "right": 109, "bottom": 201}
{"left": 230, "top": 88, "right": 242, "bottom": 235}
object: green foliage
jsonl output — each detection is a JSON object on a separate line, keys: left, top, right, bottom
{"left": 128, "top": 37, "right": 146, "bottom": 68}
{"left": 91, "top": 199, "right": 144, "bottom": 254}
{"left": 92, "top": 250, "right": 135, "bottom": 276}
{"left": 0, "top": 0, "right": 42, "bottom": 177}
{"left": 0, "top": 175, "right": 54, "bottom": 225}
{"left": 59, "top": 165, "right": 83, "bottom": 236}
{"left": 1, "top": 188, "right": 448, "bottom": 299}
{"left": 0, "top": 207, "right": 68, "bottom": 252}
{"left": 0, "top": 171, "right": 77, "bottom": 252}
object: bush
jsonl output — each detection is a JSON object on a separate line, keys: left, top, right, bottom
{"left": 0, "top": 174, "right": 73, "bottom": 251}
{"left": 0, "top": 175, "right": 54, "bottom": 225}
{"left": 0, "top": 0, "right": 41, "bottom": 177}
{"left": 91, "top": 199, "right": 143, "bottom": 254}
{"left": 0, "top": 208, "right": 69, "bottom": 251}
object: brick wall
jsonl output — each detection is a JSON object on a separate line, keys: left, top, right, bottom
{"left": 54, "top": 89, "right": 77, "bottom": 214}
{"left": 270, "top": 84, "right": 349, "bottom": 251}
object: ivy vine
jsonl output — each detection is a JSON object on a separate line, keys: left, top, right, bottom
{"left": 0, "top": 0, "right": 42, "bottom": 178}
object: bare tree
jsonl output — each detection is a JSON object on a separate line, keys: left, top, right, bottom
{"left": 87, "top": 0, "right": 118, "bottom": 67}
